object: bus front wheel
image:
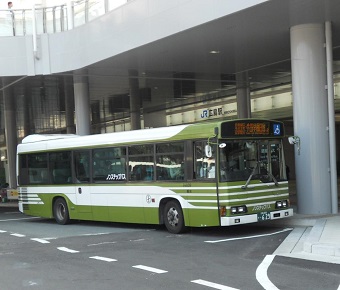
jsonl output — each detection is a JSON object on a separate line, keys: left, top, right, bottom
{"left": 53, "top": 198, "right": 70, "bottom": 225}
{"left": 163, "top": 200, "right": 186, "bottom": 234}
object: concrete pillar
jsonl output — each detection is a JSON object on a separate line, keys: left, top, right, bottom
{"left": 143, "top": 78, "right": 169, "bottom": 128}
{"left": 2, "top": 78, "right": 17, "bottom": 188}
{"left": 290, "top": 23, "right": 331, "bottom": 214}
{"left": 73, "top": 70, "right": 91, "bottom": 135}
{"left": 64, "top": 76, "right": 75, "bottom": 134}
{"left": 128, "top": 69, "right": 141, "bottom": 130}
{"left": 23, "top": 81, "right": 32, "bottom": 136}
{"left": 236, "top": 72, "right": 251, "bottom": 118}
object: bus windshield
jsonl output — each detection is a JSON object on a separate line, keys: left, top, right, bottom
{"left": 219, "top": 139, "right": 286, "bottom": 183}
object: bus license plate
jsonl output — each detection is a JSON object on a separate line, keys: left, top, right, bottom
{"left": 258, "top": 211, "right": 271, "bottom": 221}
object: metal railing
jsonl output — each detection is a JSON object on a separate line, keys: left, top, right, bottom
{"left": 0, "top": 0, "right": 128, "bottom": 36}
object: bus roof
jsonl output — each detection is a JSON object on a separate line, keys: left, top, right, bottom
{"left": 17, "top": 124, "right": 192, "bottom": 153}
{"left": 17, "top": 119, "right": 283, "bottom": 154}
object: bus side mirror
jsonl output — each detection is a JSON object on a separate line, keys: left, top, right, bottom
{"left": 205, "top": 145, "right": 212, "bottom": 158}
{"left": 288, "top": 136, "right": 300, "bottom": 155}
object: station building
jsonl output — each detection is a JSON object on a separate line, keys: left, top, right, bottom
{"left": 0, "top": 0, "right": 339, "bottom": 214}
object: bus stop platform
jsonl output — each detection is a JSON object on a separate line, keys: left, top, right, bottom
{"left": 272, "top": 208, "right": 340, "bottom": 263}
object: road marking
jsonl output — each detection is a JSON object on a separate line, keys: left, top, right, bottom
{"left": 0, "top": 217, "right": 40, "bottom": 222}
{"left": 191, "top": 279, "right": 239, "bottom": 290}
{"left": 57, "top": 247, "right": 79, "bottom": 253}
{"left": 256, "top": 255, "right": 279, "bottom": 290}
{"left": 0, "top": 230, "right": 7, "bottom": 233}
{"left": 337, "top": 284, "right": 340, "bottom": 290}
{"left": 132, "top": 265, "right": 168, "bottom": 274}
{"left": 130, "top": 239, "right": 145, "bottom": 242}
{"left": 89, "top": 256, "right": 117, "bottom": 262}
{"left": 31, "top": 238, "right": 50, "bottom": 244}
{"left": 205, "top": 228, "right": 292, "bottom": 243}
{"left": 81, "top": 232, "right": 110, "bottom": 236}
{"left": 88, "top": 241, "right": 116, "bottom": 247}
{"left": 10, "top": 233, "right": 26, "bottom": 237}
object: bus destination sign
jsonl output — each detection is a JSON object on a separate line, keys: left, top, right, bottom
{"left": 221, "top": 120, "right": 284, "bottom": 138}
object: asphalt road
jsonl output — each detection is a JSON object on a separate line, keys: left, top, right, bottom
{"left": 0, "top": 206, "right": 339, "bottom": 290}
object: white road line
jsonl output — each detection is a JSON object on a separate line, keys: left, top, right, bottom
{"left": 0, "top": 230, "right": 7, "bottom": 233}
{"left": 337, "top": 284, "right": 340, "bottom": 290}
{"left": 81, "top": 232, "right": 110, "bottom": 236}
{"left": 205, "top": 228, "right": 293, "bottom": 243}
{"left": 0, "top": 217, "right": 40, "bottom": 222}
{"left": 130, "top": 239, "right": 145, "bottom": 242}
{"left": 88, "top": 241, "right": 116, "bottom": 247}
{"left": 191, "top": 279, "right": 239, "bottom": 290}
{"left": 256, "top": 255, "right": 279, "bottom": 290}
{"left": 89, "top": 256, "right": 117, "bottom": 262}
{"left": 31, "top": 238, "right": 50, "bottom": 244}
{"left": 132, "top": 265, "right": 168, "bottom": 274}
{"left": 57, "top": 247, "right": 79, "bottom": 253}
{"left": 10, "top": 233, "right": 26, "bottom": 237}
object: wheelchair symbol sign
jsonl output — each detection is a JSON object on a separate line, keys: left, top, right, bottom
{"left": 273, "top": 124, "right": 281, "bottom": 136}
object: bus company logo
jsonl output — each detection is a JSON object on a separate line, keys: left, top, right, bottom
{"left": 200, "top": 107, "right": 237, "bottom": 119}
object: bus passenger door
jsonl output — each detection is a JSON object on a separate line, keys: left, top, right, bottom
{"left": 74, "top": 151, "right": 92, "bottom": 214}
{"left": 75, "top": 186, "right": 92, "bottom": 213}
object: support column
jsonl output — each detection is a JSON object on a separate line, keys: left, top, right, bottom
{"left": 236, "top": 72, "right": 251, "bottom": 119}
{"left": 128, "top": 69, "right": 141, "bottom": 130}
{"left": 2, "top": 78, "right": 17, "bottom": 188}
{"left": 73, "top": 70, "right": 91, "bottom": 135}
{"left": 23, "top": 81, "right": 32, "bottom": 136}
{"left": 290, "top": 23, "right": 331, "bottom": 214}
{"left": 143, "top": 78, "right": 169, "bottom": 128}
{"left": 64, "top": 76, "right": 75, "bottom": 134}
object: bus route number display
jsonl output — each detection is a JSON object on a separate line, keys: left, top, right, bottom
{"left": 221, "top": 120, "right": 284, "bottom": 138}
{"left": 234, "top": 122, "right": 269, "bottom": 135}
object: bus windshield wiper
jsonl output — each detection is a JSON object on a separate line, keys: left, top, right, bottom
{"left": 241, "top": 162, "right": 258, "bottom": 189}
{"left": 241, "top": 163, "right": 279, "bottom": 189}
{"left": 266, "top": 171, "right": 279, "bottom": 186}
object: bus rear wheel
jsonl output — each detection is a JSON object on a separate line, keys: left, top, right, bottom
{"left": 163, "top": 200, "right": 186, "bottom": 234}
{"left": 53, "top": 198, "right": 70, "bottom": 225}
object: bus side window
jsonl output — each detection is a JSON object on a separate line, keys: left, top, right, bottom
{"left": 155, "top": 142, "right": 184, "bottom": 181}
{"left": 49, "top": 151, "right": 72, "bottom": 184}
{"left": 27, "top": 153, "right": 48, "bottom": 184}
{"left": 93, "top": 147, "right": 126, "bottom": 182}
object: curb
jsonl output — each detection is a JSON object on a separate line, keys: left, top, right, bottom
{"left": 303, "top": 218, "right": 340, "bottom": 257}
{"left": 303, "top": 219, "right": 326, "bottom": 253}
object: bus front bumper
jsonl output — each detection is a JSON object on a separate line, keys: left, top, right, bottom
{"left": 220, "top": 208, "right": 294, "bottom": 226}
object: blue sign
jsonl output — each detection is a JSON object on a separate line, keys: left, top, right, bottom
{"left": 273, "top": 123, "right": 281, "bottom": 136}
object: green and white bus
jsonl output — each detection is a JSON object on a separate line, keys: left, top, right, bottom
{"left": 17, "top": 119, "right": 293, "bottom": 234}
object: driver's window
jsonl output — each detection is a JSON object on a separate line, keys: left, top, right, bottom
{"left": 194, "top": 141, "right": 215, "bottom": 180}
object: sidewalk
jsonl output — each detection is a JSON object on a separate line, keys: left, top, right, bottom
{"left": 272, "top": 207, "right": 340, "bottom": 264}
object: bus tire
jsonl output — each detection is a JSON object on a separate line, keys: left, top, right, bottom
{"left": 163, "top": 200, "right": 186, "bottom": 234}
{"left": 53, "top": 198, "right": 70, "bottom": 225}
